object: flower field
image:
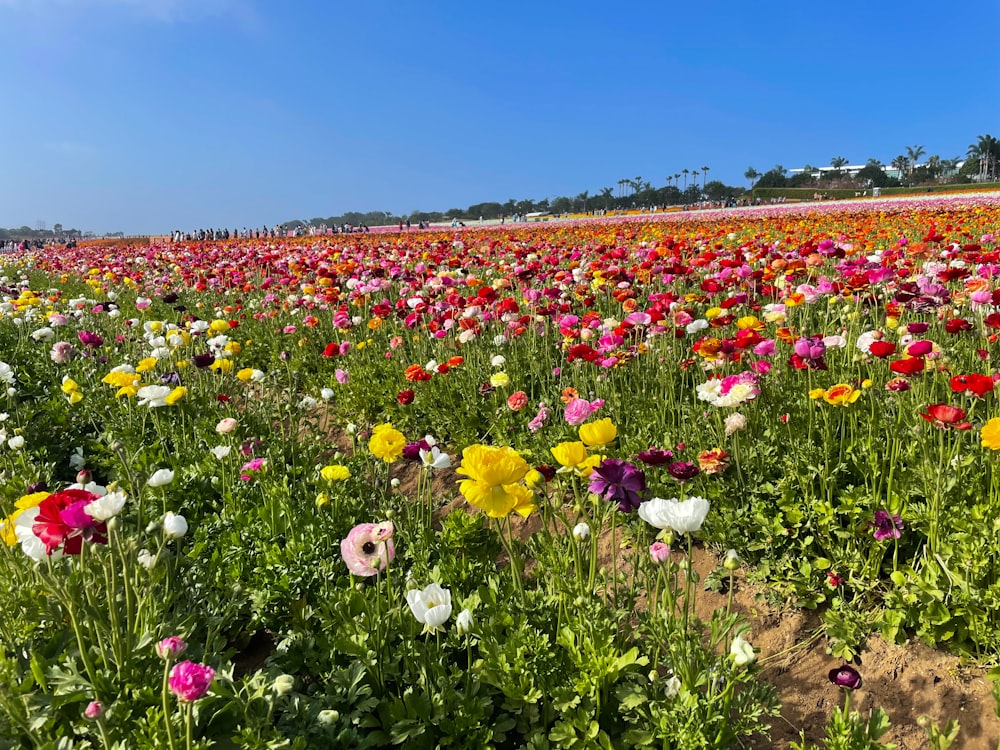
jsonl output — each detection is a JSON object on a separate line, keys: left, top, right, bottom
{"left": 2, "top": 195, "right": 1000, "bottom": 748}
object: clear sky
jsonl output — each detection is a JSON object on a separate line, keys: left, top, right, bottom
{"left": 1, "top": 0, "right": 997, "bottom": 234}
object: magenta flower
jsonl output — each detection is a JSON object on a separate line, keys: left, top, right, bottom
{"left": 77, "top": 330, "right": 104, "bottom": 348}
{"left": 667, "top": 461, "right": 700, "bottom": 483}
{"left": 156, "top": 636, "right": 188, "bottom": 660}
{"left": 588, "top": 458, "right": 646, "bottom": 512}
{"left": 828, "top": 664, "right": 862, "bottom": 690}
{"left": 564, "top": 397, "right": 602, "bottom": 426}
{"left": 169, "top": 661, "right": 215, "bottom": 702}
{"left": 870, "top": 510, "right": 903, "bottom": 540}
{"left": 340, "top": 521, "right": 395, "bottom": 577}
{"left": 240, "top": 458, "right": 266, "bottom": 481}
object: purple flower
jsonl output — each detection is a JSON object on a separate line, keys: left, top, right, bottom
{"left": 588, "top": 458, "right": 646, "bottom": 512}
{"left": 401, "top": 440, "right": 431, "bottom": 462}
{"left": 77, "top": 330, "right": 103, "bottom": 349}
{"left": 191, "top": 352, "right": 215, "bottom": 369}
{"left": 828, "top": 664, "right": 862, "bottom": 690}
{"left": 870, "top": 510, "right": 903, "bottom": 541}
{"left": 169, "top": 661, "right": 215, "bottom": 702}
{"left": 667, "top": 461, "right": 701, "bottom": 483}
{"left": 636, "top": 447, "right": 674, "bottom": 466}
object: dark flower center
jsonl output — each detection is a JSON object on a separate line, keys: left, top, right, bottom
{"left": 362, "top": 541, "right": 376, "bottom": 555}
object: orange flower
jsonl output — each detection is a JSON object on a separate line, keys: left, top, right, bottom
{"left": 561, "top": 387, "right": 579, "bottom": 404}
{"left": 697, "top": 448, "right": 729, "bottom": 475}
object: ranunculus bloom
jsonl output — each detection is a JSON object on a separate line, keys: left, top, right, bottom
{"left": 507, "top": 391, "right": 529, "bottom": 411}
{"left": 456, "top": 445, "right": 534, "bottom": 518}
{"left": 369, "top": 424, "right": 406, "bottom": 463}
{"left": 982, "top": 418, "right": 1000, "bottom": 450}
{"left": 950, "top": 373, "right": 994, "bottom": 398}
{"left": 397, "top": 389, "right": 415, "bottom": 405}
{"left": 867, "top": 341, "right": 897, "bottom": 358}
{"left": 821, "top": 384, "right": 862, "bottom": 406}
{"left": 340, "top": 521, "right": 395, "bottom": 576}
{"left": 406, "top": 583, "right": 452, "bottom": 634}
{"left": 564, "top": 397, "right": 598, "bottom": 426}
{"left": 320, "top": 465, "right": 350, "bottom": 482}
{"left": 578, "top": 418, "right": 617, "bottom": 448}
{"left": 156, "top": 636, "right": 188, "bottom": 660}
{"left": 636, "top": 447, "right": 674, "bottom": 465}
{"left": 216, "top": 417, "right": 237, "bottom": 433}
{"left": 638, "top": 496, "right": 710, "bottom": 534}
{"left": 828, "top": 664, "right": 862, "bottom": 690}
{"left": 870, "top": 510, "right": 903, "bottom": 540}
{"left": 649, "top": 541, "right": 671, "bottom": 563}
{"left": 588, "top": 458, "right": 646, "bottom": 512}
{"left": 169, "top": 661, "right": 215, "bottom": 702}
{"left": 147, "top": 468, "right": 175, "bottom": 487}
{"left": 920, "top": 404, "right": 972, "bottom": 430}
{"left": 697, "top": 448, "right": 729, "bottom": 474}
{"left": 889, "top": 357, "right": 925, "bottom": 376}
{"left": 667, "top": 461, "right": 700, "bottom": 482}
{"left": 32, "top": 489, "right": 106, "bottom": 555}
{"left": 162, "top": 512, "right": 188, "bottom": 539}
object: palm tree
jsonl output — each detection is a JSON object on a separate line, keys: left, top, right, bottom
{"left": 968, "top": 134, "right": 1000, "bottom": 181}
{"left": 701, "top": 166, "right": 710, "bottom": 189}
{"left": 830, "top": 156, "right": 849, "bottom": 170}
{"left": 891, "top": 155, "right": 909, "bottom": 182}
{"left": 674, "top": 172, "right": 681, "bottom": 188}
{"left": 905, "top": 145, "right": 926, "bottom": 178}
{"left": 600, "top": 187, "right": 614, "bottom": 209}
{"left": 744, "top": 167, "right": 760, "bottom": 189}
{"left": 682, "top": 168, "right": 689, "bottom": 189}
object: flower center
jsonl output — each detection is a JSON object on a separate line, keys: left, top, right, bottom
{"left": 362, "top": 541, "right": 376, "bottom": 554}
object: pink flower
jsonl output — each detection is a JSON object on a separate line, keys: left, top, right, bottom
{"left": 335, "top": 368, "right": 349, "bottom": 384}
{"left": 564, "top": 397, "right": 602, "bottom": 426}
{"left": 168, "top": 661, "right": 215, "bottom": 702}
{"left": 216, "top": 417, "right": 237, "bottom": 434}
{"left": 340, "top": 521, "right": 395, "bottom": 577}
{"left": 50, "top": 341, "right": 75, "bottom": 364}
{"left": 84, "top": 701, "right": 103, "bottom": 720}
{"left": 77, "top": 330, "right": 103, "bottom": 348}
{"left": 156, "top": 636, "right": 188, "bottom": 660}
{"left": 528, "top": 402, "right": 551, "bottom": 432}
{"left": 240, "top": 458, "right": 266, "bottom": 481}
{"left": 650, "top": 541, "right": 671, "bottom": 563}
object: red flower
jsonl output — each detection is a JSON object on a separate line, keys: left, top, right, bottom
{"left": 920, "top": 403, "right": 971, "bottom": 430}
{"left": 566, "top": 344, "right": 600, "bottom": 363}
{"left": 889, "top": 357, "right": 925, "bottom": 376}
{"left": 32, "top": 489, "right": 106, "bottom": 555}
{"left": 868, "top": 341, "right": 897, "bottom": 358}
{"left": 397, "top": 389, "right": 414, "bottom": 405}
{"left": 950, "top": 373, "right": 994, "bottom": 398}
{"left": 945, "top": 318, "right": 973, "bottom": 334}
{"left": 321, "top": 342, "right": 338, "bottom": 358}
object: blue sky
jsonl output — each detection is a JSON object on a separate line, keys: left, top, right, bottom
{"left": 1, "top": 0, "right": 997, "bottom": 234}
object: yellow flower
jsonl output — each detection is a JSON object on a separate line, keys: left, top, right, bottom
{"left": 578, "top": 418, "right": 617, "bottom": 448}
{"left": 369, "top": 423, "right": 406, "bottom": 463}
{"left": 210, "top": 359, "right": 234, "bottom": 374}
{"left": 102, "top": 371, "right": 140, "bottom": 389}
{"left": 321, "top": 465, "right": 351, "bottom": 482}
{"left": 736, "top": 315, "right": 765, "bottom": 332}
{"left": 1, "top": 492, "right": 49, "bottom": 546}
{"left": 236, "top": 368, "right": 255, "bottom": 382}
{"left": 225, "top": 341, "right": 242, "bottom": 355}
{"left": 524, "top": 469, "right": 544, "bottom": 488}
{"left": 315, "top": 492, "right": 330, "bottom": 508}
{"left": 209, "top": 319, "right": 231, "bottom": 333}
{"left": 116, "top": 386, "right": 139, "bottom": 399}
{"left": 822, "top": 384, "right": 861, "bottom": 406}
{"left": 456, "top": 444, "right": 535, "bottom": 518}
{"left": 705, "top": 307, "right": 723, "bottom": 320}
{"left": 809, "top": 388, "right": 827, "bottom": 400}
{"left": 551, "top": 441, "right": 588, "bottom": 469}
{"left": 982, "top": 418, "right": 1000, "bottom": 450}
{"left": 136, "top": 357, "right": 158, "bottom": 373}
{"left": 164, "top": 386, "right": 187, "bottom": 405}
{"left": 489, "top": 372, "right": 510, "bottom": 388}
{"left": 61, "top": 377, "right": 83, "bottom": 404}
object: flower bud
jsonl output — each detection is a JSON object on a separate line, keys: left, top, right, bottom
{"left": 572, "top": 522, "right": 591, "bottom": 541}
{"left": 456, "top": 609, "right": 474, "bottom": 636}
{"left": 76, "top": 470, "right": 92, "bottom": 485}
{"left": 723, "top": 549, "right": 740, "bottom": 570}
{"left": 317, "top": 709, "right": 340, "bottom": 725}
{"left": 162, "top": 512, "right": 188, "bottom": 539}
{"left": 272, "top": 674, "right": 295, "bottom": 696}
{"left": 84, "top": 701, "right": 103, "bottom": 720}
{"left": 156, "top": 636, "right": 188, "bottom": 660}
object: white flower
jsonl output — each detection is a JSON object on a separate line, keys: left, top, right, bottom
{"left": 406, "top": 583, "right": 452, "bottom": 633}
{"left": 685, "top": 319, "right": 709, "bottom": 335}
{"left": 320, "top": 388, "right": 335, "bottom": 401}
{"left": 664, "top": 675, "right": 681, "bottom": 698}
{"left": 419, "top": 446, "right": 452, "bottom": 470}
{"left": 491, "top": 355, "right": 506, "bottom": 367}
{"left": 162, "top": 512, "right": 188, "bottom": 539}
{"left": 572, "top": 522, "right": 591, "bottom": 541}
{"left": 0, "top": 362, "right": 14, "bottom": 385}
{"left": 723, "top": 413, "right": 746, "bottom": 436}
{"left": 69, "top": 447, "right": 87, "bottom": 471}
{"left": 69, "top": 480, "right": 106, "bottom": 496}
{"left": 15, "top": 507, "right": 54, "bottom": 561}
{"left": 730, "top": 634, "right": 756, "bottom": 667}
{"left": 147, "top": 469, "right": 175, "bottom": 487}
{"left": 298, "top": 396, "right": 318, "bottom": 409}
{"left": 137, "top": 385, "right": 172, "bottom": 408}
{"left": 458, "top": 329, "right": 477, "bottom": 344}
{"left": 31, "top": 327, "right": 55, "bottom": 342}
{"left": 7, "top": 435, "right": 24, "bottom": 450}
{"left": 137, "top": 548, "right": 156, "bottom": 569}
{"left": 211, "top": 446, "right": 231, "bottom": 460}
{"left": 638, "top": 496, "right": 710, "bottom": 534}
{"left": 85, "top": 490, "right": 127, "bottom": 521}
{"left": 456, "top": 608, "right": 474, "bottom": 636}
